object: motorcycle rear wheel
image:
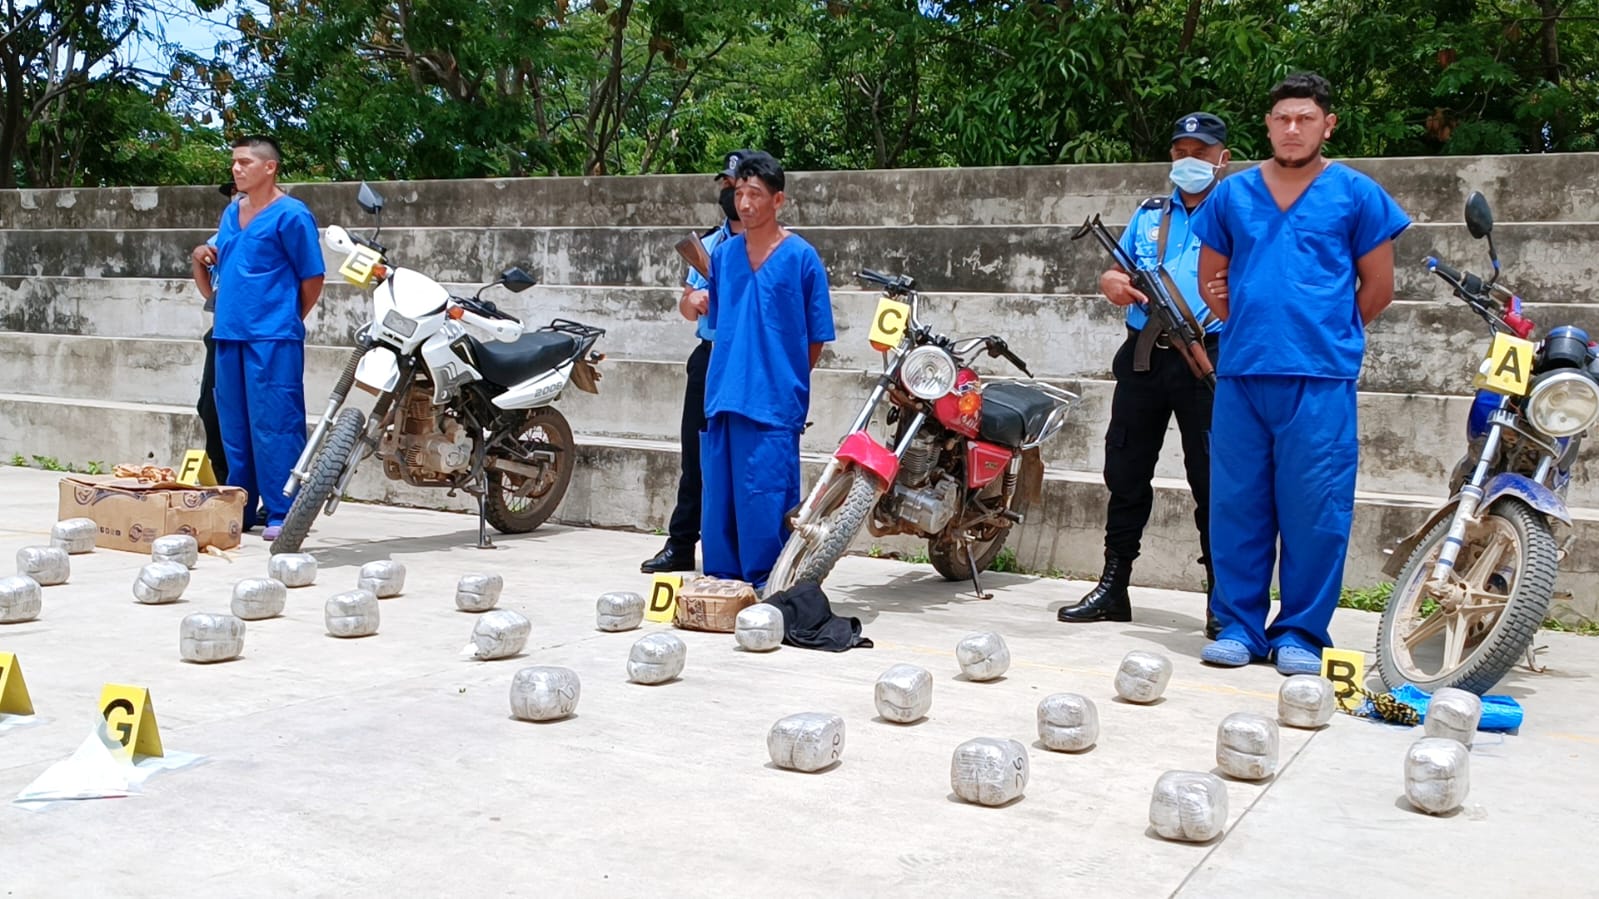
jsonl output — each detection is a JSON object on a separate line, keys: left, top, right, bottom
{"left": 763, "top": 467, "right": 881, "bottom": 598}
{"left": 485, "top": 406, "right": 575, "bottom": 534}
{"left": 1375, "top": 497, "right": 1556, "bottom": 695}
{"left": 271, "top": 407, "right": 366, "bottom": 555}
{"left": 929, "top": 528, "right": 1010, "bottom": 581}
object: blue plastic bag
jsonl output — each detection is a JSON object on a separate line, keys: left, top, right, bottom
{"left": 1391, "top": 684, "right": 1523, "bottom": 732}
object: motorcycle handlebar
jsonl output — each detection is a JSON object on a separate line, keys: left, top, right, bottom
{"left": 984, "top": 336, "right": 1032, "bottom": 377}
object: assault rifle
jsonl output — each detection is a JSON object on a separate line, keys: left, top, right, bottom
{"left": 1071, "top": 214, "right": 1216, "bottom": 392}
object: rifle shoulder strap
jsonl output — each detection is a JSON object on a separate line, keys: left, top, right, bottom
{"left": 1153, "top": 199, "right": 1210, "bottom": 340}
{"left": 1133, "top": 198, "right": 1170, "bottom": 373}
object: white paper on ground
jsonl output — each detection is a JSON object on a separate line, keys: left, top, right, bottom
{"left": 13, "top": 726, "right": 139, "bottom": 805}
{"left": 12, "top": 727, "right": 208, "bottom": 809}
{"left": 0, "top": 713, "right": 43, "bottom": 732}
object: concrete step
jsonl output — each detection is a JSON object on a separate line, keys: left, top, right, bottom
{"left": 2, "top": 222, "right": 1592, "bottom": 303}
{"left": 11, "top": 275, "right": 1599, "bottom": 394}
{"left": 3, "top": 153, "right": 1595, "bottom": 230}
{"left": 13, "top": 394, "right": 1589, "bottom": 620}
{"left": 0, "top": 333, "right": 1544, "bottom": 504}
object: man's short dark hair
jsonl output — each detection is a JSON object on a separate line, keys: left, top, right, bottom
{"left": 1269, "top": 72, "right": 1332, "bottom": 113}
{"left": 232, "top": 134, "right": 282, "bottom": 165}
{"left": 734, "top": 151, "right": 784, "bottom": 193}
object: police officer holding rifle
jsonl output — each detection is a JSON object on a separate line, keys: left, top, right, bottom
{"left": 1060, "top": 112, "right": 1230, "bottom": 636}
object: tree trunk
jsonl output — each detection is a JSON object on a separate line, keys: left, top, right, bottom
{"left": 1537, "top": 0, "right": 1560, "bottom": 83}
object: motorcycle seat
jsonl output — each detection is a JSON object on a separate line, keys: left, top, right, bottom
{"left": 469, "top": 330, "right": 578, "bottom": 387}
{"left": 978, "top": 381, "right": 1056, "bottom": 447}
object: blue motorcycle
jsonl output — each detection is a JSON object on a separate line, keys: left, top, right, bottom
{"left": 1377, "top": 191, "right": 1596, "bottom": 695}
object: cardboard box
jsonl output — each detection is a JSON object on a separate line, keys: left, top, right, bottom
{"left": 57, "top": 476, "right": 246, "bottom": 552}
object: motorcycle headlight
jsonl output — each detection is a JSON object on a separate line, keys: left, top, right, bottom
{"left": 1526, "top": 370, "right": 1599, "bottom": 437}
{"left": 899, "top": 345, "right": 958, "bottom": 401}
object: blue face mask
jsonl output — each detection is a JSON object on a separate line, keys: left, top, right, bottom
{"left": 1170, "top": 156, "right": 1220, "bottom": 194}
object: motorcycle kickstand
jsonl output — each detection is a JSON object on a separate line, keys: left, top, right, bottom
{"left": 964, "top": 540, "right": 993, "bottom": 601}
{"left": 474, "top": 470, "right": 496, "bottom": 551}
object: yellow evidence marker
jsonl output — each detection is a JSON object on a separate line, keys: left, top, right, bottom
{"left": 1473, "top": 331, "right": 1536, "bottom": 396}
{"left": 868, "top": 296, "right": 912, "bottom": 352}
{"left": 0, "top": 652, "right": 34, "bottom": 716}
{"left": 646, "top": 574, "right": 682, "bottom": 623}
{"left": 177, "top": 449, "right": 218, "bottom": 486}
{"left": 98, "top": 683, "right": 163, "bottom": 759}
{"left": 1319, "top": 647, "right": 1367, "bottom": 713}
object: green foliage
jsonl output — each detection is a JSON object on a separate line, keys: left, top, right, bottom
{"left": 11, "top": 0, "right": 1599, "bottom": 186}
{"left": 85, "top": 460, "right": 106, "bottom": 475}
{"left": 8, "top": 454, "right": 26, "bottom": 467}
{"left": 31, "top": 456, "right": 67, "bottom": 472}
{"left": 989, "top": 547, "right": 1020, "bottom": 573}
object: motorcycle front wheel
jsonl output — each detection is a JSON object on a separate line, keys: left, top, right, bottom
{"left": 485, "top": 406, "right": 575, "bottom": 534}
{"left": 763, "top": 466, "right": 881, "bottom": 598}
{"left": 1375, "top": 497, "right": 1556, "bottom": 695}
{"left": 271, "top": 406, "right": 366, "bottom": 555}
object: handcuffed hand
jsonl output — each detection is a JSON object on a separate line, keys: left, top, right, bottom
{"left": 192, "top": 243, "right": 217, "bottom": 267}
{"left": 678, "top": 289, "right": 709, "bottom": 321}
{"left": 1205, "top": 268, "right": 1229, "bottom": 304}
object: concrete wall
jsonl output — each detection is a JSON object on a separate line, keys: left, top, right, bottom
{"left": 2, "top": 154, "right": 1597, "bottom": 625}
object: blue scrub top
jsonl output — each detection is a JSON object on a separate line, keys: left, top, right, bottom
{"left": 1191, "top": 164, "right": 1410, "bottom": 380}
{"left": 684, "top": 221, "right": 734, "bottom": 342}
{"left": 1121, "top": 190, "right": 1223, "bottom": 334}
{"left": 705, "top": 233, "right": 837, "bottom": 431}
{"left": 212, "top": 195, "right": 325, "bottom": 342}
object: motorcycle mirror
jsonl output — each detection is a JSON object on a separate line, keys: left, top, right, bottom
{"left": 499, "top": 267, "right": 537, "bottom": 293}
{"left": 356, "top": 182, "right": 385, "bottom": 215}
{"left": 1465, "top": 191, "right": 1501, "bottom": 284}
{"left": 1464, "top": 191, "right": 1494, "bottom": 239}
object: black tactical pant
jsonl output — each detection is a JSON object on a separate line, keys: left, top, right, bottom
{"left": 198, "top": 328, "right": 229, "bottom": 485}
{"left": 666, "top": 339, "right": 712, "bottom": 553}
{"left": 1102, "top": 326, "right": 1218, "bottom": 565}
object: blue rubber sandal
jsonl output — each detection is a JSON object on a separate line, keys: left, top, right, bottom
{"left": 1274, "top": 645, "right": 1322, "bottom": 676}
{"left": 1201, "top": 639, "right": 1252, "bottom": 668}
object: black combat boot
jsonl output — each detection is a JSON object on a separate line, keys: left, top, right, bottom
{"left": 1058, "top": 552, "right": 1133, "bottom": 622}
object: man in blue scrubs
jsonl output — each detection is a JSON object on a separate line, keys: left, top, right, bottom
{"left": 1192, "top": 73, "right": 1410, "bottom": 674}
{"left": 641, "top": 150, "right": 751, "bottom": 574}
{"left": 194, "top": 136, "right": 325, "bottom": 541}
{"left": 701, "top": 152, "right": 836, "bottom": 588}
{"left": 1058, "top": 112, "right": 1229, "bottom": 638}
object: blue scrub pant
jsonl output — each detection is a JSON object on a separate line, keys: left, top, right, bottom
{"left": 1209, "top": 376, "right": 1358, "bottom": 658}
{"left": 213, "top": 339, "right": 308, "bottom": 529}
{"left": 700, "top": 412, "right": 801, "bottom": 588}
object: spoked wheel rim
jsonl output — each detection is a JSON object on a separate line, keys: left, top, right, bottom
{"left": 1388, "top": 515, "right": 1519, "bottom": 683}
{"left": 498, "top": 419, "right": 563, "bottom": 514}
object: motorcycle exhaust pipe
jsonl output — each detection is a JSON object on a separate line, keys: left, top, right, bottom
{"left": 283, "top": 345, "right": 369, "bottom": 496}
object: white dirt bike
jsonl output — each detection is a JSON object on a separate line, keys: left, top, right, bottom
{"left": 271, "top": 183, "right": 605, "bottom": 553}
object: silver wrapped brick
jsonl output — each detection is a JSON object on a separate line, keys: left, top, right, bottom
{"left": 455, "top": 573, "right": 503, "bottom": 612}
{"left": 1037, "top": 693, "right": 1099, "bottom": 752}
{"left": 1405, "top": 737, "right": 1471, "bottom": 814}
{"left": 955, "top": 632, "right": 1010, "bottom": 681}
{"left": 230, "top": 577, "right": 287, "bottom": 621}
{"left": 471, "top": 609, "right": 531, "bottom": 660}
{"left": 767, "top": 713, "right": 846, "bottom": 772}
{"left": 50, "top": 518, "right": 97, "bottom": 554}
{"left": 0, "top": 575, "right": 41, "bottom": 623}
{"left": 16, "top": 546, "right": 69, "bottom": 587}
{"left": 179, "top": 613, "right": 246, "bottom": 663}
{"left": 734, "top": 603, "right": 785, "bottom": 652}
{"left": 1424, "top": 688, "right": 1483, "bottom": 747}
{"left": 874, "top": 664, "right": 933, "bottom": 724}
{"left": 325, "top": 589, "right": 380, "bottom": 638}
{"left": 1278, "top": 675, "right": 1337, "bottom": 729}
{"left": 133, "top": 561, "right": 190, "bottom": 604}
{"left": 357, "top": 560, "right": 406, "bottom": 598}
{"left": 268, "top": 553, "right": 318, "bottom": 588}
{"left": 1216, "top": 713, "right": 1279, "bottom": 781}
{"left": 1115, "top": 650, "right": 1173, "bottom": 704}
{"left": 1150, "top": 771, "right": 1229, "bottom": 842}
{"left": 151, "top": 534, "right": 199, "bottom": 569}
{"left": 595, "top": 591, "right": 645, "bottom": 632}
{"left": 510, "top": 666, "right": 581, "bottom": 722}
{"left": 950, "top": 737, "right": 1030, "bottom": 806}
{"left": 627, "top": 632, "right": 686, "bottom": 685}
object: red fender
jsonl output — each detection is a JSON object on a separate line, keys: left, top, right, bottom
{"left": 835, "top": 430, "right": 899, "bottom": 486}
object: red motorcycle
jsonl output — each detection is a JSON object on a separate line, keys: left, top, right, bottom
{"left": 764, "top": 269, "right": 1077, "bottom": 598}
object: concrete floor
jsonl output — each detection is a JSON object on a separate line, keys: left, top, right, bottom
{"left": 0, "top": 466, "right": 1595, "bottom": 898}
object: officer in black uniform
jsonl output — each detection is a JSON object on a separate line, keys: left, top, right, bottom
{"left": 1057, "top": 113, "right": 1230, "bottom": 636}
{"left": 641, "top": 150, "right": 751, "bottom": 573}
